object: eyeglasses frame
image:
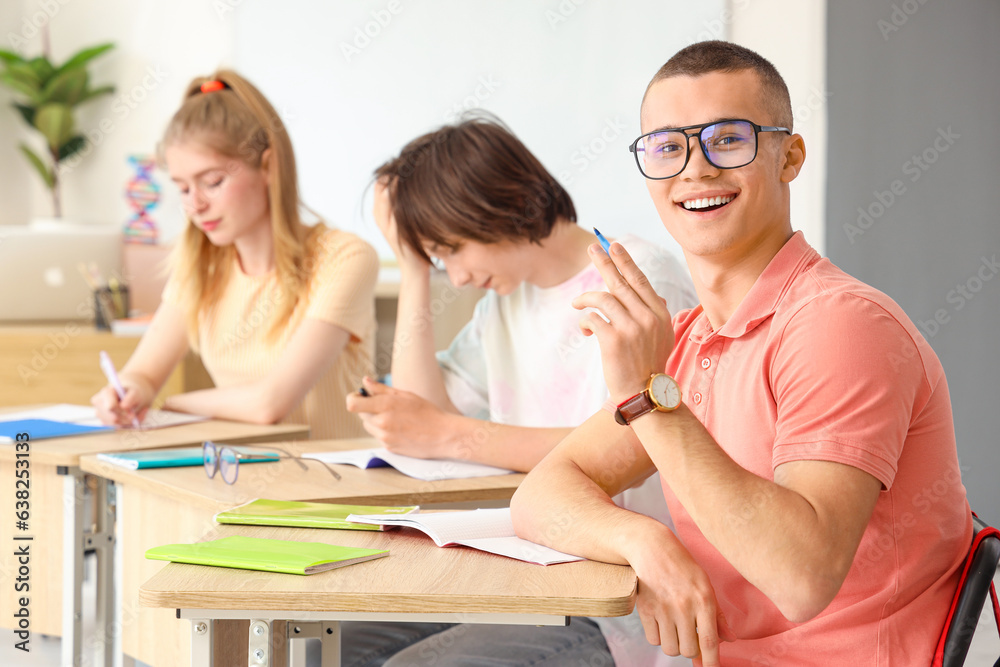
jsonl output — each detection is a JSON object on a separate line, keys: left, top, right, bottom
{"left": 628, "top": 119, "right": 790, "bottom": 180}
{"left": 202, "top": 441, "right": 342, "bottom": 485}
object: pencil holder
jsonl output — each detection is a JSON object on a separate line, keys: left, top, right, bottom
{"left": 94, "top": 285, "right": 129, "bottom": 330}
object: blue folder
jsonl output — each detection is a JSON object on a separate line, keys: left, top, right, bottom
{"left": 0, "top": 419, "right": 113, "bottom": 442}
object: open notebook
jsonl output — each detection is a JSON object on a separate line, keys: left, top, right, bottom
{"left": 347, "top": 507, "right": 583, "bottom": 566}
{"left": 302, "top": 448, "right": 514, "bottom": 482}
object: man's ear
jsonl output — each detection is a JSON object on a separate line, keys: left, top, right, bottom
{"left": 779, "top": 133, "right": 806, "bottom": 183}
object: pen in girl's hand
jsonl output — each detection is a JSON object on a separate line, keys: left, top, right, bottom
{"left": 99, "top": 351, "right": 141, "bottom": 429}
{"left": 593, "top": 227, "right": 611, "bottom": 255}
{"left": 358, "top": 386, "right": 370, "bottom": 397}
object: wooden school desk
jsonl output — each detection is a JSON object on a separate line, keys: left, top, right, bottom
{"left": 79, "top": 437, "right": 525, "bottom": 667}
{"left": 0, "top": 416, "right": 308, "bottom": 667}
{"left": 139, "top": 524, "right": 636, "bottom": 667}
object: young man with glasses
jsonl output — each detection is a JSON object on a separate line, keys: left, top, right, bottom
{"left": 512, "top": 40, "right": 971, "bottom": 666}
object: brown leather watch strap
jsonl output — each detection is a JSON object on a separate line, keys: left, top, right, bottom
{"left": 615, "top": 392, "right": 654, "bottom": 426}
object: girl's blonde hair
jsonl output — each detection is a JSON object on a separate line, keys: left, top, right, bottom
{"left": 159, "top": 69, "right": 318, "bottom": 347}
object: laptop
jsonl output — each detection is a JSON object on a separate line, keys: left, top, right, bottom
{"left": 0, "top": 223, "right": 122, "bottom": 321}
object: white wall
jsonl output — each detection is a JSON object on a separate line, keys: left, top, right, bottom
{"left": 0, "top": 0, "right": 826, "bottom": 258}
{"left": 730, "top": 0, "right": 828, "bottom": 256}
{"left": 0, "top": 0, "right": 233, "bottom": 232}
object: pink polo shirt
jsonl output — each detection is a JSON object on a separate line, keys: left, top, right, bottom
{"left": 663, "top": 232, "right": 971, "bottom": 666}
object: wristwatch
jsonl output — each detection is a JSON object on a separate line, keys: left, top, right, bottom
{"left": 614, "top": 373, "right": 682, "bottom": 426}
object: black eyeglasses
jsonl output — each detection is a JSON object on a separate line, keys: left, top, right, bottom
{"left": 202, "top": 441, "right": 342, "bottom": 485}
{"left": 628, "top": 119, "right": 790, "bottom": 180}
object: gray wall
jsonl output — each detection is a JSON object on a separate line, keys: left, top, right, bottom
{"left": 826, "top": 2, "right": 1000, "bottom": 522}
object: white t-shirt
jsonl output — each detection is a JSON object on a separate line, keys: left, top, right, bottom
{"left": 437, "top": 233, "right": 697, "bottom": 667}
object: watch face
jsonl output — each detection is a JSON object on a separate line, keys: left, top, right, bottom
{"left": 649, "top": 374, "right": 682, "bottom": 410}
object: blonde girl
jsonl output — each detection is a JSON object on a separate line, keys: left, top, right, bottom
{"left": 92, "top": 70, "right": 377, "bottom": 438}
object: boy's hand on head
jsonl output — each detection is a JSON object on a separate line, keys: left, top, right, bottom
{"left": 571, "top": 241, "right": 676, "bottom": 404}
{"left": 345, "top": 377, "right": 459, "bottom": 459}
{"left": 373, "top": 178, "right": 428, "bottom": 272}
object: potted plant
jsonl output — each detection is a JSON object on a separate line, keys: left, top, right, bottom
{"left": 0, "top": 40, "right": 115, "bottom": 218}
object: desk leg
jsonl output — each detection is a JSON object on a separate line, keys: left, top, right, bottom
{"left": 91, "top": 476, "right": 115, "bottom": 667}
{"left": 190, "top": 618, "right": 214, "bottom": 667}
{"left": 60, "top": 469, "right": 85, "bottom": 667}
{"left": 111, "top": 481, "right": 135, "bottom": 667}
{"left": 287, "top": 621, "right": 340, "bottom": 667}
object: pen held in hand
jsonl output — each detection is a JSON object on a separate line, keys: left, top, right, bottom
{"left": 99, "top": 350, "right": 141, "bottom": 429}
{"left": 592, "top": 227, "right": 612, "bottom": 255}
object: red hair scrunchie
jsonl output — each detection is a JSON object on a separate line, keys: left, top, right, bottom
{"left": 199, "top": 80, "right": 226, "bottom": 94}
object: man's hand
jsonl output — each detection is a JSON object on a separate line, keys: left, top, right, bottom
{"left": 626, "top": 528, "right": 735, "bottom": 666}
{"left": 572, "top": 242, "right": 675, "bottom": 403}
{"left": 345, "top": 377, "right": 460, "bottom": 459}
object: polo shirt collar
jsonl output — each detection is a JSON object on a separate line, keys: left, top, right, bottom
{"left": 689, "top": 231, "right": 820, "bottom": 342}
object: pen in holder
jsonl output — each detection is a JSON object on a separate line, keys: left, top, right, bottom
{"left": 94, "top": 283, "right": 129, "bottom": 331}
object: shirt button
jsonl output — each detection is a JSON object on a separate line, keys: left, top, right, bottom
{"left": 701, "top": 358, "right": 711, "bottom": 369}
{"left": 693, "top": 392, "right": 702, "bottom": 404}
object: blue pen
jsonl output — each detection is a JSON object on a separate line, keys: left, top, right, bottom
{"left": 592, "top": 227, "right": 612, "bottom": 254}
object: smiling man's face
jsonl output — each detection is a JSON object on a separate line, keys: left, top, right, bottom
{"left": 639, "top": 69, "right": 803, "bottom": 264}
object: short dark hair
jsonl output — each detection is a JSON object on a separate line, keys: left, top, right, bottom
{"left": 374, "top": 113, "right": 576, "bottom": 263}
{"left": 643, "top": 40, "right": 793, "bottom": 130}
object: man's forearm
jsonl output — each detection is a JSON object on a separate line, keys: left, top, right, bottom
{"left": 630, "top": 405, "right": 876, "bottom": 621}
{"left": 511, "top": 453, "right": 667, "bottom": 565}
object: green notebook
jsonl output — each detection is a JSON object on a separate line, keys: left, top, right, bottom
{"left": 145, "top": 535, "right": 388, "bottom": 575}
{"left": 214, "top": 498, "right": 419, "bottom": 531}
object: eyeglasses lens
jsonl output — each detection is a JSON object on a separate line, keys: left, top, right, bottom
{"left": 220, "top": 447, "right": 239, "bottom": 484}
{"left": 203, "top": 442, "right": 217, "bottom": 479}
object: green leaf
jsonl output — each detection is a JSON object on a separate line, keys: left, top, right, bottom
{"left": 0, "top": 50, "right": 25, "bottom": 66}
{"left": 33, "top": 103, "right": 75, "bottom": 150}
{"left": 40, "top": 68, "right": 87, "bottom": 105}
{"left": 58, "top": 134, "right": 86, "bottom": 161}
{"left": 78, "top": 84, "right": 115, "bottom": 104}
{"left": 57, "top": 43, "right": 114, "bottom": 74}
{"left": 7, "top": 61, "right": 42, "bottom": 88}
{"left": 12, "top": 102, "right": 34, "bottom": 126}
{"left": 19, "top": 143, "right": 54, "bottom": 189}
{"left": 27, "top": 56, "right": 56, "bottom": 83}
{"left": 0, "top": 72, "right": 40, "bottom": 101}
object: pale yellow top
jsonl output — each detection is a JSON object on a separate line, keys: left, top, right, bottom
{"left": 164, "top": 224, "right": 378, "bottom": 438}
